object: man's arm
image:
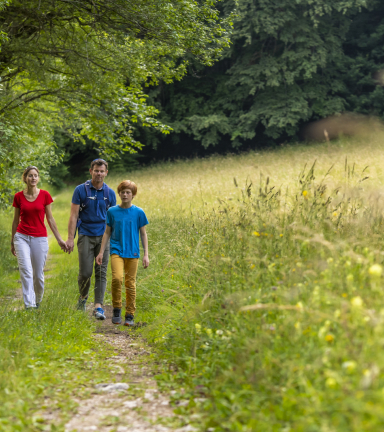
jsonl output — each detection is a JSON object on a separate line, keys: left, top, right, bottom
{"left": 140, "top": 226, "right": 149, "bottom": 268}
{"left": 95, "top": 226, "right": 112, "bottom": 265}
{"left": 66, "top": 203, "right": 80, "bottom": 253}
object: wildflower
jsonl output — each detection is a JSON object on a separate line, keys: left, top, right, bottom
{"left": 296, "top": 302, "right": 304, "bottom": 310}
{"left": 250, "top": 264, "right": 255, "bottom": 269}
{"left": 333, "top": 212, "right": 338, "bottom": 217}
{"left": 280, "top": 234, "right": 283, "bottom": 237}
{"left": 216, "top": 330, "right": 223, "bottom": 336}
{"left": 302, "top": 190, "right": 308, "bottom": 197}
{"left": 369, "top": 264, "right": 383, "bottom": 278}
{"left": 346, "top": 274, "right": 353, "bottom": 282}
{"left": 325, "top": 377, "right": 337, "bottom": 388}
{"left": 325, "top": 334, "right": 335, "bottom": 342}
{"left": 253, "top": 231, "right": 260, "bottom": 236}
{"left": 206, "top": 328, "right": 213, "bottom": 337}
{"left": 342, "top": 361, "right": 357, "bottom": 373}
{"left": 327, "top": 257, "right": 333, "bottom": 264}
{"left": 351, "top": 296, "right": 363, "bottom": 307}
{"left": 195, "top": 324, "right": 201, "bottom": 334}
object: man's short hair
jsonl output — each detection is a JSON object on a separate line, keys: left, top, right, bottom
{"left": 117, "top": 180, "right": 137, "bottom": 195}
{"left": 90, "top": 158, "right": 108, "bottom": 170}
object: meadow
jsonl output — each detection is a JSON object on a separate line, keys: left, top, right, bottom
{"left": 2, "top": 135, "right": 384, "bottom": 430}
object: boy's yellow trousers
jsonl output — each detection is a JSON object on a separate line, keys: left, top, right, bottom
{"left": 110, "top": 254, "right": 139, "bottom": 315}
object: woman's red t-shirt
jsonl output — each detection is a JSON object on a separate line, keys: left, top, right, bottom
{"left": 13, "top": 190, "right": 54, "bottom": 237}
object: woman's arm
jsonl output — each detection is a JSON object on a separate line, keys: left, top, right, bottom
{"left": 95, "top": 226, "right": 112, "bottom": 265}
{"left": 11, "top": 207, "right": 20, "bottom": 256}
{"left": 140, "top": 226, "right": 149, "bottom": 268}
{"left": 45, "top": 204, "right": 67, "bottom": 251}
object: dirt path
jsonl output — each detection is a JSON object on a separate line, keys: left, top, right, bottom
{"left": 62, "top": 305, "right": 194, "bottom": 432}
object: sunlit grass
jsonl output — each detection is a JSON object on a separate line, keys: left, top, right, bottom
{"left": 2, "top": 134, "right": 384, "bottom": 430}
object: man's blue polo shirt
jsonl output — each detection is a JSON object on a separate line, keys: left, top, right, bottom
{"left": 72, "top": 182, "right": 116, "bottom": 237}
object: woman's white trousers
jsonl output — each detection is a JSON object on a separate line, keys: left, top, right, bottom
{"left": 13, "top": 232, "right": 49, "bottom": 308}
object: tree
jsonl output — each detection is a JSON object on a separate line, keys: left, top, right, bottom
{"left": 140, "top": 0, "right": 374, "bottom": 153}
{"left": 0, "top": 0, "right": 232, "bottom": 203}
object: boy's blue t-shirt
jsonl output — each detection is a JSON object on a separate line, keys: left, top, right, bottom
{"left": 106, "top": 205, "right": 149, "bottom": 258}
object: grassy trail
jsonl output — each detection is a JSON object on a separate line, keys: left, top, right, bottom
{"left": 3, "top": 136, "right": 384, "bottom": 430}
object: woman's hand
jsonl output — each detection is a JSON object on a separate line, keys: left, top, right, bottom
{"left": 11, "top": 244, "right": 16, "bottom": 257}
{"left": 58, "top": 238, "right": 67, "bottom": 252}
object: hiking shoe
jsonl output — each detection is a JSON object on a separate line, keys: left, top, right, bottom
{"left": 112, "top": 308, "right": 122, "bottom": 325}
{"left": 36, "top": 303, "right": 40, "bottom": 309}
{"left": 77, "top": 296, "right": 87, "bottom": 311}
{"left": 93, "top": 307, "right": 106, "bottom": 320}
{"left": 124, "top": 314, "right": 135, "bottom": 326}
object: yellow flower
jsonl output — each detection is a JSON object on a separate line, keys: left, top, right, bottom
{"left": 351, "top": 296, "right": 363, "bottom": 307}
{"left": 325, "top": 377, "right": 337, "bottom": 388}
{"left": 342, "top": 361, "right": 357, "bottom": 373}
{"left": 325, "top": 334, "right": 335, "bottom": 342}
{"left": 195, "top": 323, "right": 201, "bottom": 334}
{"left": 280, "top": 234, "right": 283, "bottom": 237}
{"left": 253, "top": 231, "right": 260, "bottom": 236}
{"left": 302, "top": 190, "right": 308, "bottom": 197}
{"left": 333, "top": 212, "right": 338, "bottom": 217}
{"left": 369, "top": 264, "right": 383, "bottom": 278}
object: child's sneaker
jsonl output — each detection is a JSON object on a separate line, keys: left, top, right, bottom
{"left": 77, "top": 296, "right": 87, "bottom": 311}
{"left": 124, "top": 314, "right": 134, "bottom": 326}
{"left": 93, "top": 307, "right": 106, "bottom": 320}
{"left": 112, "top": 308, "right": 122, "bottom": 325}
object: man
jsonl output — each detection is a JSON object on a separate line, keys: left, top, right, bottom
{"left": 66, "top": 159, "right": 116, "bottom": 320}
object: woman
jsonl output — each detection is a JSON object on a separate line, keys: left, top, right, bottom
{"left": 11, "top": 166, "right": 67, "bottom": 309}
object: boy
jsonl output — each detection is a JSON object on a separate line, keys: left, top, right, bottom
{"left": 96, "top": 180, "right": 149, "bottom": 326}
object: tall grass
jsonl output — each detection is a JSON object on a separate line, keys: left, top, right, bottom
{"left": 3, "top": 136, "right": 384, "bottom": 430}
{"left": 127, "top": 137, "right": 384, "bottom": 431}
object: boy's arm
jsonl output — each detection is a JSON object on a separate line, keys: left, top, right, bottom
{"left": 95, "top": 226, "right": 112, "bottom": 265}
{"left": 140, "top": 226, "right": 149, "bottom": 268}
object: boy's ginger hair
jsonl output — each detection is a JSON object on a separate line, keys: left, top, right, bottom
{"left": 117, "top": 180, "right": 137, "bottom": 195}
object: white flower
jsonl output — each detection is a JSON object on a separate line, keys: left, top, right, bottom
{"left": 216, "top": 330, "right": 223, "bottom": 336}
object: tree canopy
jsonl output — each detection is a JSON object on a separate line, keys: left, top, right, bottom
{"left": 139, "top": 0, "right": 384, "bottom": 155}
{"left": 0, "top": 0, "right": 232, "bottom": 203}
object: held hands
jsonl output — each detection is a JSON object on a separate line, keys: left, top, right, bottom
{"left": 65, "top": 238, "right": 75, "bottom": 254}
{"left": 143, "top": 255, "right": 149, "bottom": 269}
{"left": 58, "top": 238, "right": 68, "bottom": 253}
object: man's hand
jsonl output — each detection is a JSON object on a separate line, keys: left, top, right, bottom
{"left": 96, "top": 253, "right": 103, "bottom": 266}
{"left": 66, "top": 238, "right": 75, "bottom": 254}
{"left": 11, "top": 244, "right": 16, "bottom": 257}
{"left": 143, "top": 255, "right": 149, "bottom": 269}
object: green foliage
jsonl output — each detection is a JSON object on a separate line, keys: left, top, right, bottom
{"left": 0, "top": 0, "right": 232, "bottom": 203}
{"left": 142, "top": 0, "right": 384, "bottom": 151}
